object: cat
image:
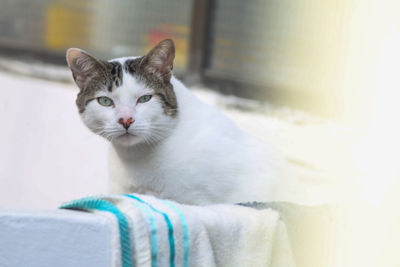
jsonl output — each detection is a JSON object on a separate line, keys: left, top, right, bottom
{"left": 66, "top": 39, "right": 301, "bottom": 205}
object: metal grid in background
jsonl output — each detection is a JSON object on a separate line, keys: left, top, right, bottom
{"left": 206, "top": 0, "right": 349, "bottom": 94}
{"left": 0, "top": 0, "right": 193, "bottom": 72}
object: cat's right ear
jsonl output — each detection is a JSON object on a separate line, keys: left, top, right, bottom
{"left": 66, "top": 48, "right": 104, "bottom": 90}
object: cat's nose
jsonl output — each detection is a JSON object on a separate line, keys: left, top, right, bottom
{"left": 118, "top": 117, "right": 134, "bottom": 129}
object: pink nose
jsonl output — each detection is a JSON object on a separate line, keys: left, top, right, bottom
{"left": 118, "top": 117, "right": 134, "bottom": 129}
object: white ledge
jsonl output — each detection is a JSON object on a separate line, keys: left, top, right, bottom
{"left": 0, "top": 209, "right": 112, "bottom": 267}
{"left": 0, "top": 204, "right": 337, "bottom": 267}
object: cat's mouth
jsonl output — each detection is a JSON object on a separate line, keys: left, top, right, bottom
{"left": 112, "top": 131, "right": 140, "bottom": 146}
{"left": 120, "top": 132, "right": 136, "bottom": 137}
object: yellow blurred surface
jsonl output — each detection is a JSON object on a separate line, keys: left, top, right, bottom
{"left": 45, "top": 2, "right": 92, "bottom": 50}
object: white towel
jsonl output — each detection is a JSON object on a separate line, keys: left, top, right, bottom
{"left": 60, "top": 194, "right": 295, "bottom": 267}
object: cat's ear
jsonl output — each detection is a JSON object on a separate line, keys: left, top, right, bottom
{"left": 66, "top": 48, "right": 105, "bottom": 90}
{"left": 141, "top": 39, "right": 175, "bottom": 82}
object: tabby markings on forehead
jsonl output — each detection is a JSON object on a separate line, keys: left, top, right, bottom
{"left": 123, "top": 57, "right": 142, "bottom": 75}
{"left": 107, "top": 61, "right": 123, "bottom": 90}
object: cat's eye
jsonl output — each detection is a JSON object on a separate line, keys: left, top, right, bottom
{"left": 137, "top": 95, "right": 152, "bottom": 103}
{"left": 97, "top": 96, "right": 114, "bottom": 107}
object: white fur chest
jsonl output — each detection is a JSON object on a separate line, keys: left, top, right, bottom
{"left": 108, "top": 135, "right": 242, "bottom": 205}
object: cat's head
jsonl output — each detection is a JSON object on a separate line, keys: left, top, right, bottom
{"left": 66, "top": 39, "right": 178, "bottom": 147}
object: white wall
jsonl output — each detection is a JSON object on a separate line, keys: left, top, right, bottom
{"left": 0, "top": 71, "right": 109, "bottom": 209}
{"left": 0, "top": 209, "right": 111, "bottom": 267}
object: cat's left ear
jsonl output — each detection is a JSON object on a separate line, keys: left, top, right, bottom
{"left": 141, "top": 39, "right": 175, "bottom": 82}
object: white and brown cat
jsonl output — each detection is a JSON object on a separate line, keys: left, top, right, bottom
{"left": 66, "top": 39, "right": 301, "bottom": 205}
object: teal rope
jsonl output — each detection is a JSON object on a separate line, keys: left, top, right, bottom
{"left": 60, "top": 197, "right": 133, "bottom": 267}
{"left": 123, "top": 195, "right": 158, "bottom": 267}
{"left": 162, "top": 200, "right": 189, "bottom": 267}
{"left": 124, "top": 194, "right": 176, "bottom": 267}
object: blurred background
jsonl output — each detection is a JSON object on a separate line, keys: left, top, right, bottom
{"left": 0, "top": 0, "right": 400, "bottom": 266}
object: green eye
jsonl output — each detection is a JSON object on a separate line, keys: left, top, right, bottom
{"left": 137, "top": 95, "right": 152, "bottom": 103}
{"left": 97, "top": 96, "right": 114, "bottom": 107}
